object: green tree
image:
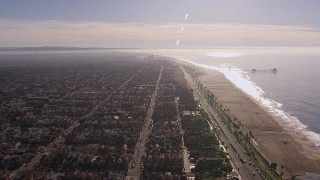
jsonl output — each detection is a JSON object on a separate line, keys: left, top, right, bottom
{"left": 270, "top": 162, "right": 277, "bottom": 170}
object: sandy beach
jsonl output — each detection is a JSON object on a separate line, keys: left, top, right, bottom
{"left": 175, "top": 58, "right": 320, "bottom": 178}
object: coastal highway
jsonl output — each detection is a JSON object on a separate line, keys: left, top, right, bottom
{"left": 181, "top": 66, "right": 263, "bottom": 180}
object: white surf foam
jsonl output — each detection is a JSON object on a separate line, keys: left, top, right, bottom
{"left": 181, "top": 58, "right": 320, "bottom": 147}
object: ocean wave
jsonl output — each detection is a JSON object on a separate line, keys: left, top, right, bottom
{"left": 181, "top": 58, "right": 320, "bottom": 147}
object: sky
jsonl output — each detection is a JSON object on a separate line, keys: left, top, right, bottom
{"left": 1, "top": 0, "right": 320, "bottom": 48}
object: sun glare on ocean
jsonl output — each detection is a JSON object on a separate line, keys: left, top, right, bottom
{"left": 206, "top": 52, "right": 243, "bottom": 58}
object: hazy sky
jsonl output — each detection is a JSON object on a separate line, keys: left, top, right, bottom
{"left": 1, "top": 0, "right": 320, "bottom": 47}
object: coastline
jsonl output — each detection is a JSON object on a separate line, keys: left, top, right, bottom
{"left": 173, "top": 57, "right": 320, "bottom": 178}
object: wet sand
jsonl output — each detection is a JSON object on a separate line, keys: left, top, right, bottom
{"left": 176, "top": 59, "right": 320, "bottom": 178}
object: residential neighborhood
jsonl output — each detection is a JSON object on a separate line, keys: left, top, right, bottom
{"left": 0, "top": 54, "right": 232, "bottom": 179}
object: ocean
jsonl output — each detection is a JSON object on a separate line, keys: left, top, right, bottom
{"left": 141, "top": 48, "right": 320, "bottom": 146}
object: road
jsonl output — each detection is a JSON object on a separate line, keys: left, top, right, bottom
{"left": 9, "top": 71, "right": 140, "bottom": 179}
{"left": 181, "top": 66, "right": 263, "bottom": 180}
{"left": 126, "top": 68, "right": 163, "bottom": 180}
{"left": 175, "top": 97, "right": 193, "bottom": 176}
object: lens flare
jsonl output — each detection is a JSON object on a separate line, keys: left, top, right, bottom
{"left": 185, "top": 13, "right": 189, "bottom": 20}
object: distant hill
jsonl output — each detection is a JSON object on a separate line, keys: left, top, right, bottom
{"left": 0, "top": 46, "right": 139, "bottom": 51}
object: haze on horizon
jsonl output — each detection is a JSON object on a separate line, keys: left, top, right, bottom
{"left": 1, "top": 0, "right": 320, "bottom": 48}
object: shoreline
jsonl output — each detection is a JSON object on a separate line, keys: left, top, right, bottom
{"left": 172, "top": 57, "right": 320, "bottom": 178}
{"left": 179, "top": 58, "right": 320, "bottom": 147}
